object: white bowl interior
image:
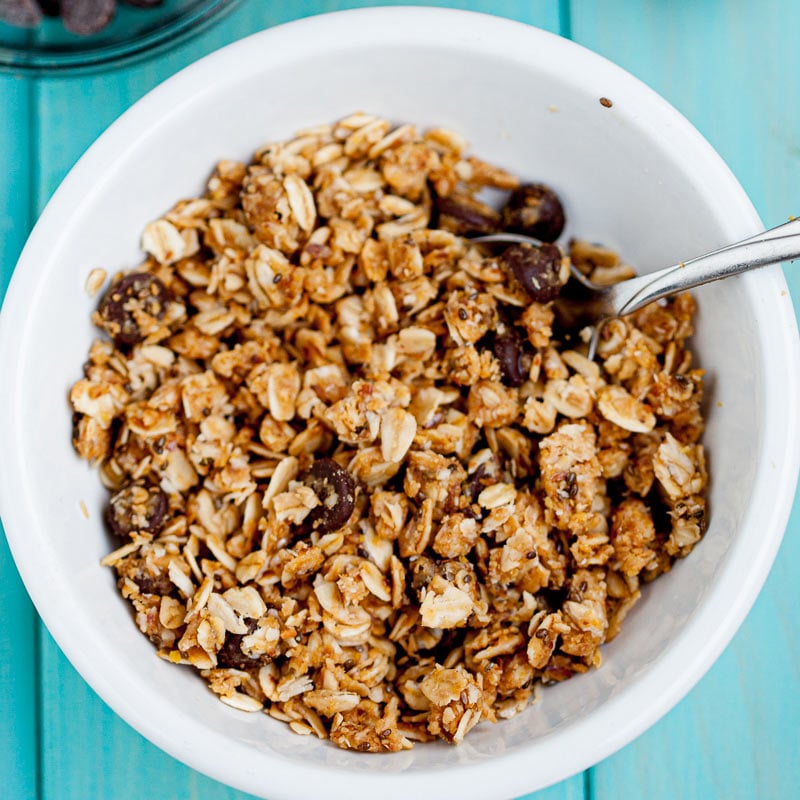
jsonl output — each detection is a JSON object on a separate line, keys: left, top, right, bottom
{"left": 1, "top": 9, "right": 796, "bottom": 800}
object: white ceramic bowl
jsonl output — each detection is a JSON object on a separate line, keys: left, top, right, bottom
{"left": 1, "top": 8, "right": 798, "bottom": 799}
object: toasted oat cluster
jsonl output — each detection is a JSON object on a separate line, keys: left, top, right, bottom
{"left": 69, "top": 114, "right": 707, "bottom": 752}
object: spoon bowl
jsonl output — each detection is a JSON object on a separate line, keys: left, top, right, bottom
{"left": 474, "top": 217, "right": 800, "bottom": 357}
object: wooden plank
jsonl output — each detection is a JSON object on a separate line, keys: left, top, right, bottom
{"left": 249, "top": 0, "right": 562, "bottom": 35}
{"left": 29, "top": 3, "right": 580, "bottom": 800}
{"left": 518, "top": 775, "right": 587, "bottom": 800}
{"left": 0, "top": 77, "right": 32, "bottom": 296}
{"left": 37, "top": 627, "right": 258, "bottom": 800}
{"left": 569, "top": 1, "right": 800, "bottom": 797}
{"left": 0, "top": 73, "right": 39, "bottom": 800}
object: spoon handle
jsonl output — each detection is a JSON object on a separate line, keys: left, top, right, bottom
{"left": 615, "top": 217, "right": 800, "bottom": 316}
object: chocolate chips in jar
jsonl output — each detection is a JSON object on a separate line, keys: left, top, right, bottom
{"left": 0, "top": 0, "right": 43, "bottom": 27}
{"left": 1, "top": 0, "right": 166, "bottom": 35}
{"left": 61, "top": 0, "right": 115, "bottom": 34}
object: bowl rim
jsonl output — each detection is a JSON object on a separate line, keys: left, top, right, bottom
{"left": 1, "top": 7, "right": 798, "bottom": 799}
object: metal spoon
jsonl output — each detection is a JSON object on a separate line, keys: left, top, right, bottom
{"left": 473, "top": 217, "right": 800, "bottom": 359}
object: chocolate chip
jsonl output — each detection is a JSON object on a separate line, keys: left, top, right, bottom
{"left": 97, "top": 272, "right": 169, "bottom": 347}
{"left": 61, "top": 0, "right": 116, "bottom": 34}
{"left": 39, "top": 0, "right": 61, "bottom": 15}
{"left": 217, "top": 618, "right": 271, "bottom": 670}
{"left": 0, "top": 0, "right": 43, "bottom": 26}
{"left": 435, "top": 193, "right": 500, "bottom": 236}
{"left": 301, "top": 458, "right": 355, "bottom": 534}
{"left": 502, "top": 183, "right": 565, "bottom": 243}
{"left": 132, "top": 570, "right": 173, "bottom": 597}
{"left": 500, "top": 242, "right": 564, "bottom": 303}
{"left": 106, "top": 483, "right": 168, "bottom": 538}
{"left": 493, "top": 328, "right": 526, "bottom": 387}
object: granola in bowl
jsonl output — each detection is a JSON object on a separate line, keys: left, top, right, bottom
{"left": 69, "top": 113, "right": 707, "bottom": 752}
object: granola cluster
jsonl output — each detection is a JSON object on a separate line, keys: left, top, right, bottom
{"left": 70, "top": 114, "right": 707, "bottom": 752}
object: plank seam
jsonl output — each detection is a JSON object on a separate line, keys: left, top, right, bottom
{"left": 559, "top": 0, "right": 573, "bottom": 40}
{"left": 25, "top": 73, "right": 44, "bottom": 800}
{"left": 583, "top": 768, "right": 594, "bottom": 800}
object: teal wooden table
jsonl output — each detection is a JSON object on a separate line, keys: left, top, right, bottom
{"left": 1, "top": 2, "right": 798, "bottom": 798}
